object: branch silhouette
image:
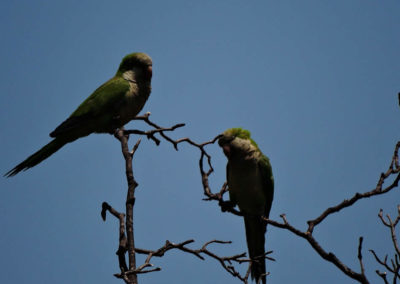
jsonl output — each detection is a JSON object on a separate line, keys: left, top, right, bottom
{"left": 195, "top": 122, "right": 399, "bottom": 283}
{"left": 370, "top": 205, "right": 400, "bottom": 283}
{"left": 102, "top": 114, "right": 258, "bottom": 284}
{"left": 261, "top": 141, "right": 400, "bottom": 284}
{"left": 102, "top": 102, "right": 399, "bottom": 284}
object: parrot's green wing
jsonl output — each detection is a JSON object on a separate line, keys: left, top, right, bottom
{"left": 258, "top": 154, "right": 274, "bottom": 219}
{"left": 50, "top": 77, "right": 130, "bottom": 137}
{"left": 226, "top": 162, "right": 237, "bottom": 205}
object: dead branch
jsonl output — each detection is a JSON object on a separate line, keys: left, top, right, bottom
{"left": 127, "top": 113, "right": 185, "bottom": 148}
{"left": 260, "top": 141, "right": 400, "bottom": 283}
{"left": 192, "top": 123, "right": 399, "bottom": 283}
{"left": 102, "top": 118, "right": 262, "bottom": 283}
{"left": 306, "top": 142, "right": 400, "bottom": 234}
{"left": 103, "top": 199, "right": 267, "bottom": 283}
{"left": 358, "top": 237, "right": 367, "bottom": 278}
{"left": 128, "top": 115, "right": 239, "bottom": 215}
{"left": 118, "top": 239, "right": 273, "bottom": 284}
{"left": 110, "top": 129, "right": 141, "bottom": 284}
{"left": 369, "top": 206, "right": 400, "bottom": 283}
{"left": 263, "top": 214, "right": 370, "bottom": 283}
{"left": 102, "top": 202, "right": 128, "bottom": 273}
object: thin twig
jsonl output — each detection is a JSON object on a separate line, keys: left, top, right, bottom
{"left": 124, "top": 239, "right": 264, "bottom": 283}
{"left": 101, "top": 202, "right": 128, "bottom": 273}
{"left": 128, "top": 113, "right": 185, "bottom": 148}
{"left": 264, "top": 214, "right": 369, "bottom": 283}
{"left": 103, "top": 118, "right": 260, "bottom": 283}
{"left": 307, "top": 142, "right": 400, "bottom": 234}
{"left": 260, "top": 142, "right": 400, "bottom": 283}
{"left": 370, "top": 205, "right": 400, "bottom": 283}
{"left": 358, "top": 237, "right": 366, "bottom": 277}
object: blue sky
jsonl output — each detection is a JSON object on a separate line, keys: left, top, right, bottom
{"left": 1, "top": 1, "right": 399, "bottom": 283}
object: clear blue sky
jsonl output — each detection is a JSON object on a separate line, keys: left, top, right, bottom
{"left": 1, "top": 1, "right": 399, "bottom": 283}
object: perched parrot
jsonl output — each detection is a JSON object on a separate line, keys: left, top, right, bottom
{"left": 5, "top": 52, "right": 153, "bottom": 177}
{"left": 218, "top": 128, "right": 274, "bottom": 284}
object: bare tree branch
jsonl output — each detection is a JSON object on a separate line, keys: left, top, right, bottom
{"left": 102, "top": 109, "right": 400, "bottom": 284}
{"left": 121, "top": 131, "right": 139, "bottom": 281}
{"left": 193, "top": 124, "right": 399, "bottom": 284}
{"left": 376, "top": 270, "right": 390, "bottom": 284}
{"left": 261, "top": 141, "right": 400, "bottom": 283}
{"left": 102, "top": 202, "right": 129, "bottom": 273}
{"left": 128, "top": 113, "right": 185, "bottom": 148}
{"left": 307, "top": 141, "right": 400, "bottom": 234}
{"left": 120, "top": 239, "right": 273, "bottom": 283}
{"left": 263, "top": 214, "right": 370, "bottom": 283}
{"left": 102, "top": 118, "right": 263, "bottom": 283}
{"left": 358, "top": 237, "right": 367, "bottom": 278}
{"left": 128, "top": 118, "right": 239, "bottom": 216}
{"left": 370, "top": 206, "right": 400, "bottom": 283}
{"left": 378, "top": 206, "right": 400, "bottom": 256}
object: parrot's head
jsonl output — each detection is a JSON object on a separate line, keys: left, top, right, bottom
{"left": 117, "top": 52, "right": 153, "bottom": 81}
{"left": 218, "top": 128, "right": 259, "bottom": 159}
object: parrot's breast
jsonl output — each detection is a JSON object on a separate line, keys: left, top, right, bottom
{"left": 118, "top": 81, "right": 151, "bottom": 126}
{"left": 228, "top": 158, "right": 266, "bottom": 215}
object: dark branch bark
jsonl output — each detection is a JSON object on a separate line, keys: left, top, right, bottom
{"left": 193, "top": 121, "right": 399, "bottom": 283}
{"left": 259, "top": 142, "right": 400, "bottom": 283}
{"left": 129, "top": 113, "right": 185, "bottom": 148}
{"left": 102, "top": 118, "right": 258, "bottom": 283}
{"left": 112, "top": 129, "right": 141, "bottom": 284}
{"left": 307, "top": 141, "right": 400, "bottom": 234}
{"left": 263, "top": 214, "right": 370, "bottom": 283}
{"left": 120, "top": 239, "right": 272, "bottom": 283}
{"left": 370, "top": 206, "right": 400, "bottom": 283}
{"left": 102, "top": 202, "right": 128, "bottom": 272}
{"left": 358, "top": 237, "right": 367, "bottom": 278}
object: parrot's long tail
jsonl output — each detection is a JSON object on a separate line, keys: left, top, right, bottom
{"left": 244, "top": 214, "right": 267, "bottom": 284}
{"left": 5, "top": 138, "right": 68, "bottom": 177}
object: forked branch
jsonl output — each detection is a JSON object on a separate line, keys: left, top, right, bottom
{"left": 102, "top": 116, "right": 262, "bottom": 283}
{"left": 193, "top": 122, "right": 399, "bottom": 283}
{"left": 261, "top": 141, "right": 400, "bottom": 283}
{"left": 370, "top": 206, "right": 400, "bottom": 283}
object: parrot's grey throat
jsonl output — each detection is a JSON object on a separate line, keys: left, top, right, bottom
{"left": 122, "top": 70, "right": 137, "bottom": 84}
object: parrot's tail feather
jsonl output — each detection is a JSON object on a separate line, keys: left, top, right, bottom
{"left": 5, "top": 139, "right": 67, "bottom": 177}
{"left": 244, "top": 215, "right": 267, "bottom": 284}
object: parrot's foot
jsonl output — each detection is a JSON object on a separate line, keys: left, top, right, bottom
{"left": 219, "top": 200, "right": 236, "bottom": 212}
{"left": 110, "top": 115, "right": 122, "bottom": 132}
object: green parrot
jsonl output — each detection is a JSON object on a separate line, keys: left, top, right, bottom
{"left": 218, "top": 128, "right": 274, "bottom": 284}
{"left": 5, "top": 52, "right": 153, "bottom": 177}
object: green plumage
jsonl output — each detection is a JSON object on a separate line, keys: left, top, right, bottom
{"left": 219, "top": 128, "right": 274, "bottom": 284}
{"left": 5, "top": 52, "right": 152, "bottom": 177}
